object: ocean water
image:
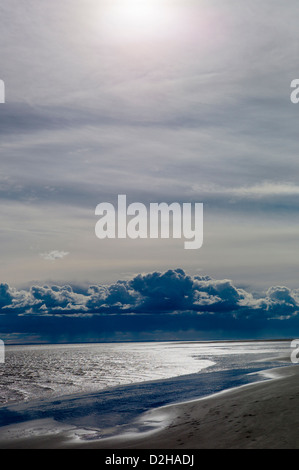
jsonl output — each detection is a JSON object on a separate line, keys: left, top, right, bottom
{"left": 0, "top": 340, "right": 293, "bottom": 440}
{"left": 0, "top": 342, "right": 215, "bottom": 405}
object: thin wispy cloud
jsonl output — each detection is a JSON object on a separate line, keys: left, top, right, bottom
{"left": 229, "top": 182, "right": 299, "bottom": 198}
{"left": 192, "top": 182, "right": 299, "bottom": 199}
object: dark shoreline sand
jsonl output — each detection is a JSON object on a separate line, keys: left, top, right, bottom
{"left": 0, "top": 362, "right": 299, "bottom": 449}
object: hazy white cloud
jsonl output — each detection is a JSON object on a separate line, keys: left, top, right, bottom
{"left": 1, "top": 0, "right": 299, "bottom": 289}
{"left": 40, "top": 250, "right": 69, "bottom": 261}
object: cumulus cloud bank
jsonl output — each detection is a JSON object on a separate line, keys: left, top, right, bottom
{"left": 0, "top": 268, "right": 298, "bottom": 320}
{"left": 1, "top": 268, "right": 299, "bottom": 343}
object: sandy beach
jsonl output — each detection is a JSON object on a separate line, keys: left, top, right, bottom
{"left": 0, "top": 361, "right": 299, "bottom": 449}
{"left": 85, "top": 363, "right": 299, "bottom": 450}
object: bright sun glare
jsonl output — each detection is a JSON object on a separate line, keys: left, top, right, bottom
{"left": 100, "top": 0, "right": 176, "bottom": 41}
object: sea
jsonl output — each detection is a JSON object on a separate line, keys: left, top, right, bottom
{"left": 0, "top": 340, "right": 293, "bottom": 440}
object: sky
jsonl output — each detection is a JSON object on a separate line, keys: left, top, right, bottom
{"left": 1, "top": 0, "right": 299, "bottom": 342}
